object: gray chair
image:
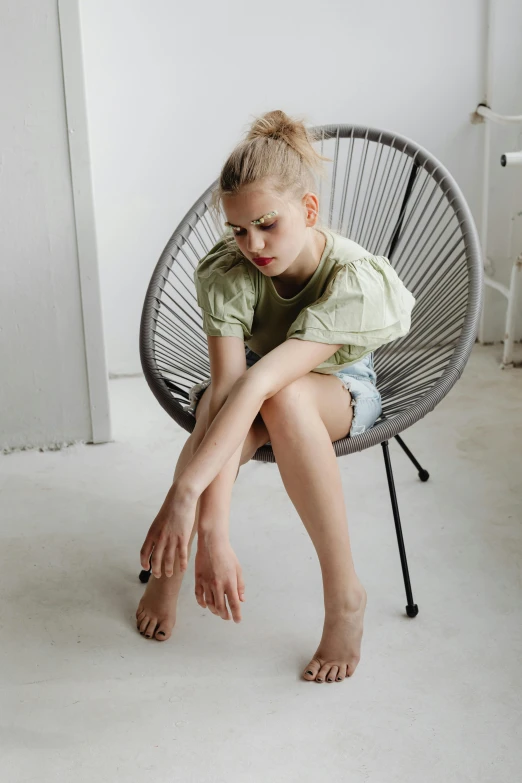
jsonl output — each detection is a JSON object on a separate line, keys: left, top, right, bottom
{"left": 139, "top": 124, "right": 483, "bottom": 616}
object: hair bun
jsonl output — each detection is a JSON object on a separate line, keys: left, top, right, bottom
{"left": 246, "top": 109, "right": 305, "bottom": 148}
{"left": 214, "top": 108, "right": 331, "bottom": 212}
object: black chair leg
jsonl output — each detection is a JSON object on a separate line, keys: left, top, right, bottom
{"left": 394, "top": 434, "right": 430, "bottom": 481}
{"left": 381, "top": 440, "right": 419, "bottom": 618}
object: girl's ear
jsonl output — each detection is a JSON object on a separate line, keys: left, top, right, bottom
{"left": 303, "top": 191, "right": 320, "bottom": 227}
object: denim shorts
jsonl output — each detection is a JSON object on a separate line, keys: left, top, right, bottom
{"left": 185, "top": 346, "right": 382, "bottom": 438}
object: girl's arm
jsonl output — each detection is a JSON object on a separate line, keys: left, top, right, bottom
{"left": 177, "top": 337, "right": 343, "bottom": 503}
{"left": 194, "top": 335, "right": 249, "bottom": 539}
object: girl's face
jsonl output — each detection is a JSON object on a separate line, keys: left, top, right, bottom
{"left": 221, "top": 180, "right": 319, "bottom": 277}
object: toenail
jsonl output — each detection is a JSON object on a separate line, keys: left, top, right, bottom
{"left": 145, "top": 635, "right": 151, "bottom": 638}
{"left": 316, "top": 678, "right": 322, "bottom": 682}
{"left": 158, "top": 631, "right": 165, "bottom": 636}
{"left": 306, "top": 670, "right": 313, "bottom": 675}
{"left": 327, "top": 678, "right": 332, "bottom": 682}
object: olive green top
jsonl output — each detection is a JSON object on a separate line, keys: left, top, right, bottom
{"left": 194, "top": 227, "right": 416, "bottom": 374}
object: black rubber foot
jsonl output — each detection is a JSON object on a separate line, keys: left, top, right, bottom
{"left": 139, "top": 569, "right": 152, "bottom": 584}
{"left": 418, "top": 469, "right": 430, "bottom": 482}
{"left": 406, "top": 604, "right": 419, "bottom": 618}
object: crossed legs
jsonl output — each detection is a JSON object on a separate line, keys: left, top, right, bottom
{"left": 136, "top": 372, "right": 367, "bottom": 683}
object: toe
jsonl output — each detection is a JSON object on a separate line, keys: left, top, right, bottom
{"left": 326, "top": 666, "right": 339, "bottom": 683}
{"left": 139, "top": 616, "right": 155, "bottom": 636}
{"left": 346, "top": 654, "right": 360, "bottom": 676}
{"left": 143, "top": 619, "right": 158, "bottom": 639}
{"left": 336, "top": 668, "right": 347, "bottom": 682}
{"left": 303, "top": 660, "right": 320, "bottom": 681}
{"left": 316, "top": 664, "right": 331, "bottom": 683}
{"left": 154, "top": 623, "right": 171, "bottom": 642}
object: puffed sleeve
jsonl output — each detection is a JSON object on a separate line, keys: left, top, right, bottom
{"left": 287, "top": 255, "right": 416, "bottom": 364}
{"left": 194, "top": 239, "right": 257, "bottom": 340}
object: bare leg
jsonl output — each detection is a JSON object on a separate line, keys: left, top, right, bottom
{"left": 136, "top": 387, "right": 269, "bottom": 640}
{"left": 260, "top": 373, "right": 367, "bottom": 684}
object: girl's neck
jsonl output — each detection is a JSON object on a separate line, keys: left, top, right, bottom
{"left": 271, "top": 228, "right": 327, "bottom": 298}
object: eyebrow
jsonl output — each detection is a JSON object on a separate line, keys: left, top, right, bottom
{"left": 224, "top": 210, "right": 278, "bottom": 230}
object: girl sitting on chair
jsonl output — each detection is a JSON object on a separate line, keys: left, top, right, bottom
{"left": 136, "top": 109, "right": 415, "bottom": 684}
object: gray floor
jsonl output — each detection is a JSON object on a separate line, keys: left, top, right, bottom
{"left": 1, "top": 344, "right": 521, "bottom": 782}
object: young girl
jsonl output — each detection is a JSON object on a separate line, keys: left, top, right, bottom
{"left": 136, "top": 110, "right": 415, "bottom": 684}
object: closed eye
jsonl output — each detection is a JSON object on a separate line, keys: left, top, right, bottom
{"left": 232, "top": 222, "right": 277, "bottom": 236}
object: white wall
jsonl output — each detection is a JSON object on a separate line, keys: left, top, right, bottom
{"left": 0, "top": 0, "right": 93, "bottom": 451}
{"left": 79, "top": 0, "right": 522, "bottom": 375}
{"left": 480, "top": 0, "right": 522, "bottom": 342}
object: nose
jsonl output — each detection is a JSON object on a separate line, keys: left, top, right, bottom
{"left": 246, "top": 230, "right": 265, "bottom": 255}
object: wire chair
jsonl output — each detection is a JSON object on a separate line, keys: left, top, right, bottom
{"left": 139, "top": 124, "right": 483, "bottom": 616}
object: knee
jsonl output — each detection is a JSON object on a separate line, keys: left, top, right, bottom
{"left": 260, "top": 378, "right": 307, "bottom": 427}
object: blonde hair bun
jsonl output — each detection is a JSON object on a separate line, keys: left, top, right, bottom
{"left": 214, "top": 109, "right": 330, "bottom": 209}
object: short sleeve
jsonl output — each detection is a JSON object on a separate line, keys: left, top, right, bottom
{"left": 194, "top": 239, "right": 256, "bottom": 340}
{"left": 287, "top": 255, "right": 416, "bottom": 364}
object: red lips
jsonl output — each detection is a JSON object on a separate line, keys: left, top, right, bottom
{"left": 252, "top": 257, "right": 274, "bottom": 267}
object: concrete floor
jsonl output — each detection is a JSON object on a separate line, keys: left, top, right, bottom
{"left": 1, "top": 344, "right": 521, "bottom": 782}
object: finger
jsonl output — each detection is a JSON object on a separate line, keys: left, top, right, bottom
{"left": 195, "top": 580, "right": 207, "bottom": 608}
{"left": 204, "top": 585, "right": 218, "bottom": 615}
{"left": 226, "top": 587, "right": 242, "bottom": 624}
{"left": 213, "top": 586, "right": 230, "bottom": 621}
{"left": 163, "top": 540, "right": 177, "bottom": 578}
{"left": 178, "top": 539, "right": 189, "bottom": 573}
{"left": 150, "top": 538, "right": 167, "bottom": 578}
{"left": 140, "top": 536, "right": 154, "bottom": 570}
{"left": 237, "top": 571, "right": 246, "bottom": 603}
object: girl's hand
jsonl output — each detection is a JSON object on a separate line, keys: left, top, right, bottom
{"left": 194, "top": 534, "right": 245, "bottom": 623}
{"left": 140, "top": 484, "right": 197, "bottom": 578}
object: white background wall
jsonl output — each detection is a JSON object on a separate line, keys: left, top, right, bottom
{"left": 80, "top": 0, "right": 522, "bottom": 376}
{"left": 1, "top": 1, "right": 520, "bottom": 450}
{"left": 0, "top": 0, "right": 93, "bottom": 451}
{"left": 481, "top": 0, "right": 522, "bottom": 341}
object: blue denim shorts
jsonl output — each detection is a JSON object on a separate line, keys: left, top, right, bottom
{"left": 185, "top": 346, "right": 382, "bottom": 438}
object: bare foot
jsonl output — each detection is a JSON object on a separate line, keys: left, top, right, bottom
{"left": 135, "top": 571, "right": 183, "bottom": 641}
{"left": 302, "top": 584, "right": 367, "bottom": 683}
